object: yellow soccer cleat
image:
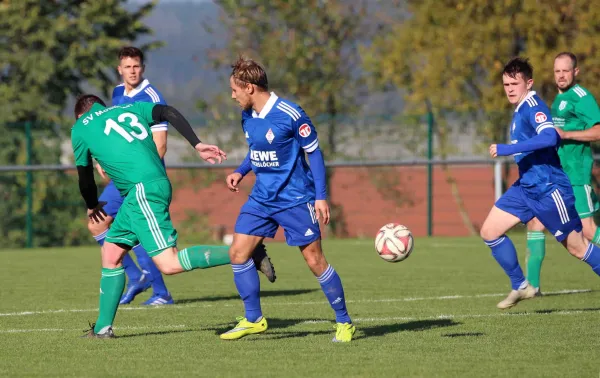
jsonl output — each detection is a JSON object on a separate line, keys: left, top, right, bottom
{"left": 332, "top": 322, "right": 356, "bottom": 342}
{"left": 220, "top": 316, "right": 268, "bottom": 340}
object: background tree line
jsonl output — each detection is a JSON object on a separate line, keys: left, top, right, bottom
{"left": 2, "top": 0, "right": 600, "bottom": 247}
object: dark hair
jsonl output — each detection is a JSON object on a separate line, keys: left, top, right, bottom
{"left": 502, "top": 57, "right": 533, "bottom": 81}
{"left": 231, "top": 56, "right": 268, "bottom": 91}
{"left": 74, "top": 94, "right": 105, "bottom": 119}
{"left": 118, "top": 46, "right": 144, "bottom": 65}
{"left": 555, "top": 51, "right": 578, "bottom": 68}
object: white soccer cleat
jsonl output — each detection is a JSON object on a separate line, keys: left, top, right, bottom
{"left": 496, "top": 284, "right": 536, "bottom": 310}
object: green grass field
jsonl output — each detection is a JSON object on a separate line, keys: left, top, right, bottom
{"left": 1, "top": 237, "right": 599, "bottom": 377}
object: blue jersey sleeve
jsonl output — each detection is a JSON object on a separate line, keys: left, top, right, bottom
{"left": 142, "top": 85, "right": 168, "bottom": 132}
{"left": 294, "top": 110, "right": 319, "bottom": 152}
{"left": 293, "top": 110, "right": 327, "bottom": 199}
{"left": 529, "top": 103, "right": 554, "bottom": 134}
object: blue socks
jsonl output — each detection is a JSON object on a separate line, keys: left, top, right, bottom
{"left": 484, "top": 236, "right": 526, "bottom": 290}
{"left": 318, "top": 265, "right": 351, "bottom": 324}
{"left": 582, "top": 242, "right": 600, "bottom": 276}
{"left": 232, "top": 259, "right": 262, "bottom": 322}
{"left": 121, "top": 253, "right": 142, "bottom": 283}
{"left": 132, "top": 244, "right": 169, "bottom": 297}
{"left": 93, "top": 229, "right": 108, "bottom": 247}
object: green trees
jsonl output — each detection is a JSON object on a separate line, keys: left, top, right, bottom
{"left": 0, "top": 0, "right": 158, "bottom": 247}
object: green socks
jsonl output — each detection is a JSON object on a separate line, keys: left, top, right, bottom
{"left": 526, "top": 231, "right": 545, "bottom": 289}
{"left": 94, "top": 267, "right": 126, "bottom": 334}
{"left": 178, "top": 245, "right": 231, "bottom": 271}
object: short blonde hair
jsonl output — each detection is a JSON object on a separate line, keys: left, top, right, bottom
{"left": 231, "top": 56, "right": 268, "bottom": 91}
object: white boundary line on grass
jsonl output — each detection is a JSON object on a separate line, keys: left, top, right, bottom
{"left": 0, "top": 289, "right": 592, "bottom": 318}
{"left": 0, "top": 324, "right": 187, "bottom": 334}
{"left": 2, "top": 309, "right": 599, "bottom": 334}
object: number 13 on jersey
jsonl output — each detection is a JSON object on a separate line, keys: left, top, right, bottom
{"left": 104, "top": 112, "right": 148, "bottom": 142}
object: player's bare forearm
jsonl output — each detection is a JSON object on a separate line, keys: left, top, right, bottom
{"left": 562, "top": 124, "right": 600, "bottom": 142}
{"left": 152, "top": 130, "right": 168, "bottom": 159}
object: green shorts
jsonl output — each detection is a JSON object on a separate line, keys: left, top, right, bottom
{"left": 572, "top": 184, "right": 599, "bottom": 219}
{"left": 105, "top": 179, "right": 178, "bottom": 256}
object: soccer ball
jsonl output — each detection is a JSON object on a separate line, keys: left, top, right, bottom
{"left": 375, "top": 223, "right": 414, "bottom": 262}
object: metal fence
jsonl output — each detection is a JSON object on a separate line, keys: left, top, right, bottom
{"left": 0, "top": 158, "right": 509, "bottom": 249}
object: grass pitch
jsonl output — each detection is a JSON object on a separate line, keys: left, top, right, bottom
{"left": 1, "top": 237, "right": 599, "bottom": 377}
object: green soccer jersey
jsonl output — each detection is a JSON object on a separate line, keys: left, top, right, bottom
{"left": 71, "top": 102, "right": 166, "bottom": 196}
{"left": 552, "top": 84, "right": 600, "bottom": 185}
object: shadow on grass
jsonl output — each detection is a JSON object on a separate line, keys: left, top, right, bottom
{"left": 116, "top": 329, "right": 196, "bottom": 338}
{"left": 215, "top": 318, "right": 461, "bottom": 341}
{"left": 442, "top": 332, "right": 484, "bottom": 338}
{"left": 175, "top": 289, "right": 319, "bottom": 305}
{"left": 529, "top": 307, "right": 600, "bottom": 315}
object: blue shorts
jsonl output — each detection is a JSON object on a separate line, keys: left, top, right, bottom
{"left": 235, "top": 201, "right": 321, "bottom": 246}
{"left": 495, "top": 183, "right": 582, "bottom": 241}
{"left": 98, "top": 181, "right": 124, "bottom": 218}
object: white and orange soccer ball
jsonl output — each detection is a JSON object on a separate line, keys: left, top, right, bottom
{"left": 375, "top": 223, "right": 414, "bottom": 262}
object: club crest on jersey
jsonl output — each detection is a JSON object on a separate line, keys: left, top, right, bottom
{"left": 299, "top": 123, "right": 311, "bottom": 138}
{"left": 266, "top": 128, "right": 275, "bottom": 144}
{"left": 559, "top": 101, "right": 567, "bottom": 111}
{"left": 534, "top": 112, "right": 547, "bottom": 123}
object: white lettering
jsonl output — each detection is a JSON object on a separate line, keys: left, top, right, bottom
{"left": 250, "top": 149, "right": 278, "bottom": 162}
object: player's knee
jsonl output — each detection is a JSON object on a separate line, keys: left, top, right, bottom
{"left": 563, "top": 233, "right": 587, "bottom": 259}
{"left": 479, "top": 225, "right": 497, "bottom": 241}
{"left": 101, "top": 242, "right": 125, "bottom": 267}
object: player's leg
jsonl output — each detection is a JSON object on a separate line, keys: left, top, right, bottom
{"left": 84, "top": 208, "right": 136, "bottom": 338}
{"left": 277, "top": 202, "right": 355, "bottom": 342}
{"left": 574, "top": 184, "right": 600, "bottom": 244}
{"left": 525, "top": 218, "right": 545, "bottom": 295}
{"left": 534, "top": 185, "right": 600, "bottom": 276}
{"left": 220, "top": 205, "right": 277, "bottom": 340}
{"left": 480, "top": 186, "right": 536, "bottom": 309}
{"left": 131, "top": 243, "right": 173, "bottom": 306}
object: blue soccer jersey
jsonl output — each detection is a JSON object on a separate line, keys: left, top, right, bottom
{"left": 112, "top": 79, "right": 168, "bottom": 132}
{"left": 242, "top": 92, "right": 319, "bottom": 213}
{"left": 509, "top": 91, "right": 570, "bottom": 196}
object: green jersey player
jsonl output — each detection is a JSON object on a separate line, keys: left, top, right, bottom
{"left": 72, "top": 95, "right": 275, "bottom": 338}
{"left": 526, "top": 52, "right": 600, "bottom": 294}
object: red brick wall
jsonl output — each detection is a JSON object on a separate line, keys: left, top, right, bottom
{"left": 168, "top": 164, "right": 522, "bottom": 240}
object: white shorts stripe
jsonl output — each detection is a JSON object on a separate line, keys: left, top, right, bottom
{"left": 585, "top": 185, "right": 594, "bottom": 212}
{"left": 136, "top": 183, "right": 167, "bottom": 249}
{"left": 551, "top": 190, "right": 568, "bottom": 224}
{"left": 307, "top": 203, "right": 316, "bottom": 224}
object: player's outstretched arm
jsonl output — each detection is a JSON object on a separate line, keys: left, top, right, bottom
{"left": 491, "top": 128, "right": 559, "bottom": 157}
{"left": 557, "top": 124, "right": 600, "bottom": 142}
{"left": 151, "top": 104, "right": 227, "bottom": 164}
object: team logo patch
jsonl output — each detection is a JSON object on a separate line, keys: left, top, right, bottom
{"left": 299, "top": 124, "right": 311, "bottom": 138}
{"left": 559, "top": 100, "right": 567, "bottom": 111}
{"left": 266, "top": 128, "right": 275, "bottom": 144}
{"left": 535, "top": 112, "right": 547, "bottom": 123}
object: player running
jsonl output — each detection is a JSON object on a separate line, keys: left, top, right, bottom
{"left": 526, "top": 52, "right": 600, "bottom": 295}
{"left": 481, "top": 57, "right": 600, "bottom": 310}
{"left": 72, "top": 95, "right": 275, "bottom": 338}
{"left": 88, "top": 46, "right": 173, "bottom": 305}
{"left": 219, "top": 57, "right": 355, "bottom": 342}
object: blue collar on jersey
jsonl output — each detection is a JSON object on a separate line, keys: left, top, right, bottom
{"left": 252, "top": 92, "right": 279, "bottom": 119}
{"left": 515, "top": 90, "right": 537, "bottom": 112}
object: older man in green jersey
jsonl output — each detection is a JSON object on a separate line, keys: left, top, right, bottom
{"left": 526, "top": 52, "right": 600, "bottom": 294}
